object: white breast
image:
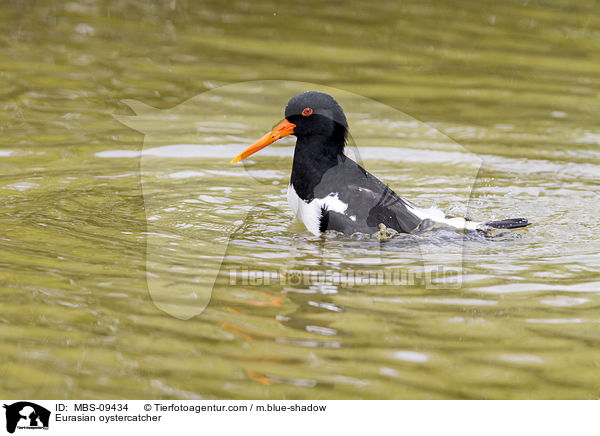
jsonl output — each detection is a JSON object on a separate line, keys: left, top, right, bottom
{"left": 287, "top": 184, "right": 348, "bottom": 236}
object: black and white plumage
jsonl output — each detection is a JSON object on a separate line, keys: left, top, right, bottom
{"left": 232, "top": 91, "right": 530, "bottom": 236}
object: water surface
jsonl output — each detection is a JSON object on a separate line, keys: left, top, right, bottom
{"left": 1, "top": 0, "right": 599, "bottom": 399}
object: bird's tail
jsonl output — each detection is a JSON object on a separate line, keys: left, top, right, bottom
{"left": 484, "top": 218, "right": 530, "bottom": 229}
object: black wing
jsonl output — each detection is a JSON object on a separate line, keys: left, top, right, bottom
{"left": 485, "top": 218, "right": 530, "bottom": 229}
{"left": 315, "top": 157, "right": 422, "bottom": 234}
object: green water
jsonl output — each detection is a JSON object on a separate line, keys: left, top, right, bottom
{"left": 1, "top": 0, "right": 599, "bottom": 399}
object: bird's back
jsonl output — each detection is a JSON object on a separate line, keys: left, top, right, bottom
{"left": 294, "top": 155, "right": 422, "bottom": 235}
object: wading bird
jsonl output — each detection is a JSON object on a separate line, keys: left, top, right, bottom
{"left": 232, "top": 91, "right": 529, "bottom": 236}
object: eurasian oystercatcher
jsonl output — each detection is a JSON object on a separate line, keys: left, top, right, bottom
{"left": 232, "top": 91, "right": 529, "bottom": 236}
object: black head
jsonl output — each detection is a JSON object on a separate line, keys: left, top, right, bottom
{"left": 230, "top": 91, "right": 348, "bottom": 164}
{"left": 284, "top": 91, "right": 348, "bottom": 143}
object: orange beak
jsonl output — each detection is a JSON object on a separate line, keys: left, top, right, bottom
{"left": 231, "top": 119, "right": 296, "bottom": 163}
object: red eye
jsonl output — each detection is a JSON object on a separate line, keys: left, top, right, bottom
{"left": 302, "top": 107, "right": 313, "bottom": 116}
